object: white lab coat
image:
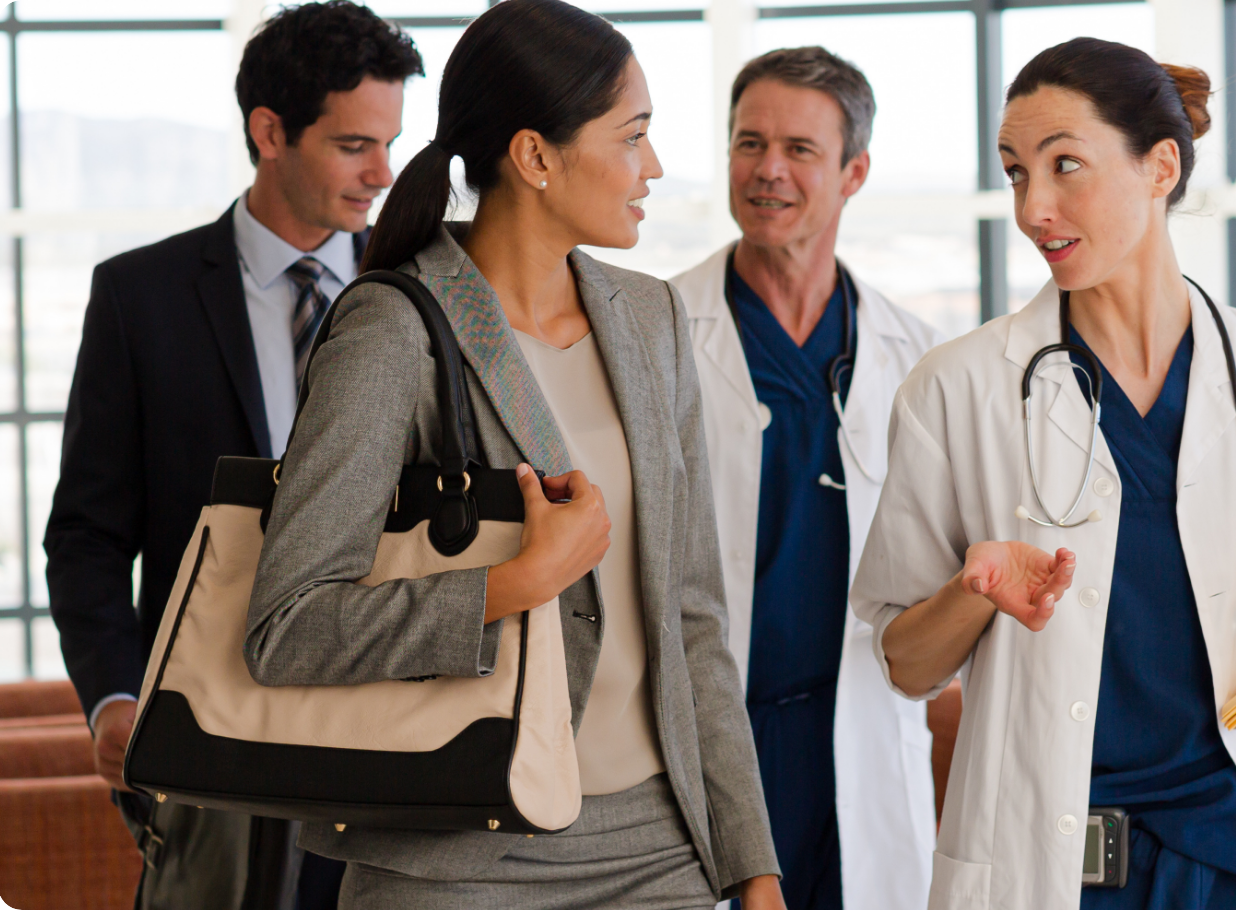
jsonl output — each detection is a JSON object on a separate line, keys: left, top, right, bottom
{"left": 850, "top": 279, "right": 1236, "bottom": 910}
{"left": 673, "top": 245, "right": 944, "bottom": 910}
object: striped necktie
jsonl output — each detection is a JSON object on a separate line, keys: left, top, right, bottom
{"left": 287, "top": 256, "right": 330, "bottom": 385}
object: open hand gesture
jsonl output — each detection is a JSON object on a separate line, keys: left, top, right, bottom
{"left": 960, "top": 542, "right": 1076, "bottom": 631}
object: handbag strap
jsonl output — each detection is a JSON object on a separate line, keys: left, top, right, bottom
{"left": 282, "top": 270, "right": 480, "bottom": 481}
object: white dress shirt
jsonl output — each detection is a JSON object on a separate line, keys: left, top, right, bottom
{"left": 88, "top": 195, "right": 359, "bottom": 730}
{"left": 233, "top": 191, "right": 357, "bottom": 456}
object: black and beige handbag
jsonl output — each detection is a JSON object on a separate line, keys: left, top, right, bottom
{"left": 123, "top": 271, "right": 581, "bottom": 835}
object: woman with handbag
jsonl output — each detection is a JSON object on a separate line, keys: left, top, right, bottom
{"left": 242, "top": 1, "right": 783, "bottom": 907}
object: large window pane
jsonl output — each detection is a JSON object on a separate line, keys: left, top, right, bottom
{"left": 18, "top": 31, "right": 233, "bottom": 211}
{"left": 0, "top": 240, "right": 17, "bottom": 414}
{"left": 751, "top": 13, "right": 979, "bottom": 329}
{"left": 0, "top": 424, "right": 21, "bottom": 609}
{"left": 619, "top": 22, "right": 712, "bottom": 189}
{"left": 756, "top": 13, "right": 977, "bottom": 194}
{"left": 1009, "top": 223, "right": 1052, "bottom": 314}
{"left": 15, "top": 1, "right": 230, "bottom": 19}
{"left": 840, "top": 214, "right": 979, "bottom": 340}
{"left": 27, "top": 420, "right": 62, "bottom": 609}
{"left": 1002, "top": 3, "right": 1155, "bottom": 88}
{"left": 23, "top": 231, "right": 166, "bottom": 413}
{"left": 762, "top": 0, "right": 947, "bottom": 7}
{"left": 584, "top": 21, "right": 713, "bottom": 278}
{"left": 31, "top": 616, "right": 66, "bottom": 680}
{"left": 0, "top": 618, "right": 24, "bottom": 683}
{"left": 388, "top": 26, "right": 466, "bottom": 182}
{"left": 367, "top": 0, "right": 485, "bottom": 17}
{"left": 574, "top": 0, "right": 705, "bottom": 11}
{"left": 0, "top": 37, "right": 11, "bottom": 211}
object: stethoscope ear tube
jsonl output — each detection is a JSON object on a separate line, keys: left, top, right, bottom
{"left": 1018, "top": 281, "right": 1236, "bottom": 529}
{"left": 1022, "top": 342, "right": 1103, "bottom": 405}
{"left": 724, "top": 248, "right": 883, "bottom": 484}
{"left": 1020, "top": 292, "right": 1106, "bottom": 528}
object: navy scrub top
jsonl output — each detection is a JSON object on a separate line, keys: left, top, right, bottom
{"left": 1070, "top": 327, "right": 1236, "bottom": 910}
{"left": 730, "top": 265, "right": 854, "bottom": 910}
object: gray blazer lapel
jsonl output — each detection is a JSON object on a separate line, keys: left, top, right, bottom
{"left": 571, "top": 251, "right": 673, "bottom": 631}
{"left": 413, "top": 227, "right": 572, "bottom": 475}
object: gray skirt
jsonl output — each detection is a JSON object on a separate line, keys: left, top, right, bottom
{"left": 337, "top": 774, "right": 716, "bottom": 909}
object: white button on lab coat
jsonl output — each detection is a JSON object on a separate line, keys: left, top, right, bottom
{"left": 851, "top": 280, "right": 1236, "bottom": 910}
{"left": 673, "top": 245, "right": 944, "bottom": 910}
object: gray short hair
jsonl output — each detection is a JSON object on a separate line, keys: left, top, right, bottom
{"left": 730, "top": 46, "right": 876, "bottom": 165}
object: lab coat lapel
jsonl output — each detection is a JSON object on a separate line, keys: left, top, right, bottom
{"left": 1178, "top": 282, "right": 1236, "bottom": 489}
{"left": 687, "top": 245, "right": 761, "bottom": 419}
{"left": 414, "top": 227, "right": 572, "bottom": 476}
{"left": 572, "top": 251, "right": 672, "bottom": 642}
{"left": 840, "top": 273, "right": 903, "bottom": 485}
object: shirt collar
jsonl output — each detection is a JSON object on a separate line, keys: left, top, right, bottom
{"left": 233, "top": 190, "right": 357, "bottom": 290}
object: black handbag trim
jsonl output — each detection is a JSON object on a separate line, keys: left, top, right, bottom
{"left": 128, "top": 688, "right": 564, "bottom": 833}
{"left": 123, "top": 525, "right": 211, "bottom": 790}
{"left": 130, "top": 690, "right": 512, "bottom": 807}
{"left": 211, "top": 458, "right": 525, "bottom": 531}
{"left": 501, "top": 574, "right": 538, "bottom": 830}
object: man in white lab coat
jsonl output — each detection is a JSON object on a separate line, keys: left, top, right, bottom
{"left": 672, "top": 47, "right": 942, "bottom": 910}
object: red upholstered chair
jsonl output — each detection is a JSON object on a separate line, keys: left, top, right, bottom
{"left": 0, "top": 682, "right": 142, "bottom": 910}
{"left": 0, "top": 726, "right": 96, "bottom": 779}
{"left": 0, "top": 681, "right": 83, "bottom": 721}
{"left": 0, "top": 775, "right": 142, "bottom": 910}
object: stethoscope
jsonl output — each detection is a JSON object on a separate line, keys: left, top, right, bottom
{"left": 1016, "top": 277, "right": 1236, "bottom": 529}
{"left": 724, "top": 249, "right": 880, "bottom": 490}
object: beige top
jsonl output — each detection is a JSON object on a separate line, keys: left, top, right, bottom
{"left": 514, "top": 329, "right": 665, "bottom": 795}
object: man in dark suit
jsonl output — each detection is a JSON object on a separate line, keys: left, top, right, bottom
{"left": 43, "top": 3, "right": 422, "bottom": 907}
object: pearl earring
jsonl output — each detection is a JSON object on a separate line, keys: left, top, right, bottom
{"left": 539, "top": 180, "right": 547, "bottom": 189}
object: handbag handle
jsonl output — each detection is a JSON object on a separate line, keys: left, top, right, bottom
{"left": 271, "top": 271, "right": 484, "bottom": 554}
{"left": 283, "top": 270, "right": 479, "bottom": 478}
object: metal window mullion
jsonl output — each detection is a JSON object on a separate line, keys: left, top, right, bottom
{"left": 976, "top": 0, "right": 1007, "bottom": 323}
{"left": 8, "top": 12, "right": 32, "bottom": 677}
{"left": 1226, "top": 1, "right": 1236, "bottom": 305}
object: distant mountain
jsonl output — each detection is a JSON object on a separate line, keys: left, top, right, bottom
{"left": 18, "top": 111, "right": 231, "bottom": 210}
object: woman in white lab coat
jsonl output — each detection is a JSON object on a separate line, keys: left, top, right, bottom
{"left": 850, "top": 38, "right": 1236, "bottom": 910}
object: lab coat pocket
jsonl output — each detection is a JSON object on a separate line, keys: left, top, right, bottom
{"left": 928, "top": 852, "right": 991, "bottom": 910}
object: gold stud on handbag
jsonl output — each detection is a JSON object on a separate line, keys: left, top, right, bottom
{"left": 122, "top": 272, "right": 581, "bottom": 835}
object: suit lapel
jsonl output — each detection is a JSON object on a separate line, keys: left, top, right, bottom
{"left": 197, "top": 205, "right": 273, "bottom": 458}
{"left": 572, "top": 252, "right": 672, "bottom": 636}
{"left": 414, "top": 230, "right": 572, "bottom": 475}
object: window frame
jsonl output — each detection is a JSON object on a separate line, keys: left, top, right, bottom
{"left": 0, "top": 0, "right": 1152, "bottom": 678}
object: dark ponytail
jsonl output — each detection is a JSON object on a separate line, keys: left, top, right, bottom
{"left": 1006, "top": 38, "right": 1212, "bottom": 209}
{"left": 361, "top": 0, "right": 633, "bottom": 272}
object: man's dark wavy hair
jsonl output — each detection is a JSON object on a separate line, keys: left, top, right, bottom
{"left": 236, "top": 1, "right": 424, "bottom": 164}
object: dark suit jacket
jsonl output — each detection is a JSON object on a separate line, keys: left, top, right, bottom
{"left": 44, "top": 202, "right": 367, "bottom": 719}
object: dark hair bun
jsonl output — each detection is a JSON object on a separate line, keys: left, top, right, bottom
{"left": 1008, "top": 39, "right": 1210, "bottom": 208}
{"left": 1162, "top": 63, "right": 1211, "bottom": 140}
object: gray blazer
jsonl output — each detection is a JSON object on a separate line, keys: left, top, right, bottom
{"left": 245, "top": 225, "right": 778, "bottom": 899}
